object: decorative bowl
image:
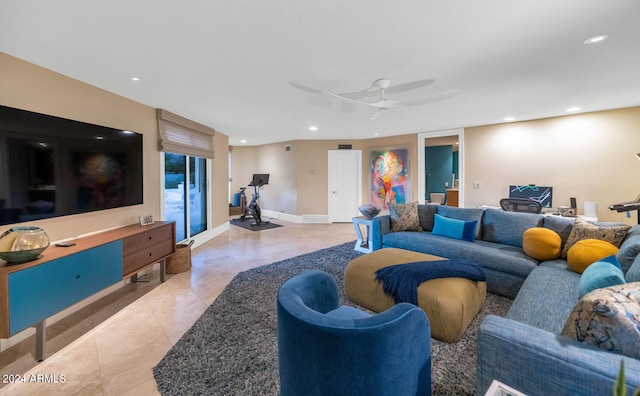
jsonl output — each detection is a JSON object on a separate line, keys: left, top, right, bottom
{"left": 0, "top": 226, "right": 50, "bottom": 264}
{"left": 358, "top": 203, "right": 381, "bottom": 219}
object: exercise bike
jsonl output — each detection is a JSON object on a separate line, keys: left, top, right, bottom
{"left": 238, "top": 174, "right": 269, "bottom": 226}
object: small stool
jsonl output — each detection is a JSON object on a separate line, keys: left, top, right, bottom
{"left": 345, "top": 248, "right": 486, "bottom": 343}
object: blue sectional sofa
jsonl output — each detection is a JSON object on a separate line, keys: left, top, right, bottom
{"left": 369, "top": 204, "right": 640, "bottom": 395}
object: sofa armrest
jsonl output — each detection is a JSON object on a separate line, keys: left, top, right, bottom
{"left": 477, "top": 315, "right": 640, "bottom": 395}
{"left": 370, "top": 215, "right": 391, "bottom": 251}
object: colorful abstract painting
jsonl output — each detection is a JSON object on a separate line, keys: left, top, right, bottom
{"left": 370, "top": 148, "right": 409, "bottom": 209}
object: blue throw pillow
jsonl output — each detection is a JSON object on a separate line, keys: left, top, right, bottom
{"left": 599, "top": 254, "right": 622, "bottom": 270}
{"left": 432, "top": 214, "right": 477, "bottom": 242}
{"left": 579, "top": 260, "right": 625, "bottom": 298}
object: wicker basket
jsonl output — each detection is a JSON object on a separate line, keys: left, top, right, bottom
{"left": 166, "top": 240, "right": 194, "bottom": 274}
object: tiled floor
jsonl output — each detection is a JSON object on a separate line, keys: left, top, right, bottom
{"left": 0, "top": 219, "right": 355, "bottom": 395}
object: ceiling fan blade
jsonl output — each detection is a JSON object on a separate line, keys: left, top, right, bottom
{"left": 324, "top": 91, "right": 378, "bottom": 108}
{"left": 398, "top": 89, "right": 460, "bottom": 107}
{"left": 336, "top": 79, "right": 435, "bottom": 99}
{"left": 289, "top": 81, "right": 323, "bottom": 95}
{"left": 385, "top": 79, "right": 435, "bottom": 95}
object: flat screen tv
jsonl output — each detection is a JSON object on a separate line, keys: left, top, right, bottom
{"left": 509, "top": 185, "right": 553, "bottom": 208}
{"left": 0, "top": 105, "right": 143, "bottom": 226}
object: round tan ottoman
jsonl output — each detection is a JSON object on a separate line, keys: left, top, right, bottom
{"left": 344, "top": 248, "right": 486, "bottom": 343}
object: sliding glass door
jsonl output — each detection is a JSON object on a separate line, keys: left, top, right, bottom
{"left": 164, "top": 153, "right": 208, "bottom": 242}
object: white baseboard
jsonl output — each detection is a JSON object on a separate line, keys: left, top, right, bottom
{"left": 261, "top": 210, "right": 330, "bottom": 224}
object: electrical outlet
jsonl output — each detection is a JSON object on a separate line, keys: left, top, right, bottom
{"left": 473, "top": 181, "right": 481, "bottom": 189}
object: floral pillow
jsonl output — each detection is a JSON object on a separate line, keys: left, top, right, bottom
{"left": 389, "top": 202, "right": 422, "bottom": 232}
{"left": 561, "top": 282, "right": 640, "bottom": 358}
{"left": 560, "top": 218, "right": 631, "bottom": 259}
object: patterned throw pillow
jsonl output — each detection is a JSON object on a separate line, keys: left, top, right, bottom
{"left": 560, "top": 218, "right": 631, "bottom": 259}
{"left": 562, "top": 283, "right": 640, "bottom": 359}
{"left": 389, "top": 202, "right": 422, "bottom": 232}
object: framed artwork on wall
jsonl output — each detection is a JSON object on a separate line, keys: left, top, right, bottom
{"left": 370, "top": 147, "right": 410, "bottom": 209}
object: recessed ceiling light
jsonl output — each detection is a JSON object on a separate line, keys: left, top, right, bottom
{"left": 96, "top": 136, "right": 104, "bottom": 140}
{"left": 583, "top": 35, "right": 608, "bottom": 45}
{"left": 566, "top": 106, "right": 582, "bottom": 112}
{"left": 374, "top": 133, "right": 379, "bottom": 136}
{"left": 240, "top": 139, "right": 247, "bottom": 143}
{"left": 308, "top": 125, "right": 318, "bottom": 131}
{"left": 131, "top": 77, "right": 141, "bottom": 81}
{"left": 503, "top": 116, "right": 516, "bottom": 122}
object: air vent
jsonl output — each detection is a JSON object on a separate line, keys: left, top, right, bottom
{"left": 338, "top": 144, "right": 352, "bottom": 150}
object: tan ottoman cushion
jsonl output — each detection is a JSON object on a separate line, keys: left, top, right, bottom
{"left": 345, "top": 248, "right": 486, "bottom": 343}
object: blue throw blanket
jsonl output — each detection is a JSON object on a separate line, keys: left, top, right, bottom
{"left": 375, "top": 259, "right": 486, "bottom": 305}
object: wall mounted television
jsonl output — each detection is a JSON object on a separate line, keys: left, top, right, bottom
{"left": 0, "top": 105, "right": 143, "bottom": 226}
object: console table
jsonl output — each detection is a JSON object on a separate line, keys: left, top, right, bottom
{"left": 0, "top": 221, "right": 176, "bottom": 360}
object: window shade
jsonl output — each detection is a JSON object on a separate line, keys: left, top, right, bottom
{"left": 157, "top": 109, "right": 215, "bottom": 159}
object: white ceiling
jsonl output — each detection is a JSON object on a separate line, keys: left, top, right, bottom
{"left": 1, "top": 1, "right": 640, "bottom": 146}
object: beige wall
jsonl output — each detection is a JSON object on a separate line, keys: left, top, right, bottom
{"left": 463, "top": 107, "right": 640, "bottom": 223}
{"left": 0, "top": 52, "right": 229, "bottom": 240}
{"left": 232, "top": 108, "right": 640, "bottom": 226}
{"left": 231, "top": 135, "right": 420, "bottom": 217}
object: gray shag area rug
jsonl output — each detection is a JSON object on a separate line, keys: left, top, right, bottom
{"left": 153, "top": 242, "right": 513, "bottom": 395}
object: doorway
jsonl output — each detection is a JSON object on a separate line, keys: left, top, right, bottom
{"left": 328, "top": 150, "right": 362, "bottom": 222}
{"left": 418, "top": 129, "right": 464, "bottom": 206}
{"left": 425, "top": 145, "right": 454, "bottom": 202}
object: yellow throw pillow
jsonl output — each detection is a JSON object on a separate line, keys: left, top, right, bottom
{"left": 522, "top": 227, "right": 561, "bottom": 261}
{"left": 567, "top": 239, "right": 619, "bottom": 274}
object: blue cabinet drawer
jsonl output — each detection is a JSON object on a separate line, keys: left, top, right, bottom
{"left": 8, "top": 241, "right": 122, "bottom": 335}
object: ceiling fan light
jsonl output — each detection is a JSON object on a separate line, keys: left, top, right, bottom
{"left": 583, "top": 35, "right": 608, "bottom": 45}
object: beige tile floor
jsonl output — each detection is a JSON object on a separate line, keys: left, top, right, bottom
{"left": 0, "top": 219, "right": 355, "bottom": 395}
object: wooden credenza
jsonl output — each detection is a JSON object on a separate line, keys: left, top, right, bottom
{"left": 0, "top": 221, "right": 175, "bottom": 360}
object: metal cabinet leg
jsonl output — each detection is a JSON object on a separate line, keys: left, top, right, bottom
{"left": 160, "top": 259, "right": 166, "bottom": 282}
{"left": 35, "top": 320, "right": 46, "bottom": 361}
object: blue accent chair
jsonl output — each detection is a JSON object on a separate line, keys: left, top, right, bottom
{"left": 277, "top": 270, "right": 432, "bottom": 396}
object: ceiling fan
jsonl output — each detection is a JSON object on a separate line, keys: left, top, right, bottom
{"left": 290, "top": 78, "right": 460, "bottom": 119}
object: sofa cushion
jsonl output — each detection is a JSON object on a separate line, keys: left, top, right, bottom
{"left": 542, "top": 215, "right": 575, "bottom": 251}
{"left": 432, "top": 214, "right": 477, "bottom": 242}
{"left": 618, "top": 234, "right": 640, "bottom": 274}
{"left": 579, "top": 259, "right": 625, "bottom": 298}
{"left": 389, "top": 202, "right": 421, "bottom": 232}
{"left": 417, "top": 204, "right": 439, "bottom": 232}
{"left": 567, "top": 239, "right": 619, "bottom": 274}
{"left": 507, "top": 264, "right": 580, "bottom": 334}
{"left": 482, "top": 209, "right": 543, "bottom": 248}
{"left": 561, "top": 282, "right": 640, "bottom": 359}
{"left": 436, "top": 206, "right": 485, "bottom": 240}
{"left": 626, "top": 254, "right": 640, "bottom": 283}
{"left": 522, "top": 227, "right": 561, "bottom": 260}
{"left": 561, "top": 217, "right": 631, "bottom": 259}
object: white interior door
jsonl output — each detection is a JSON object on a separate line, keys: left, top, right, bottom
{"left": 328, "top": 150, "right": 362, "bottom": 222}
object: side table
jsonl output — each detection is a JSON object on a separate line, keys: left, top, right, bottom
{"left": 352, "top": 217, "right": 373, "bottom": 253}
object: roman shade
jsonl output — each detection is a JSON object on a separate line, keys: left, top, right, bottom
{"left": 157, "top": 109, "right": 215, "bottom": 159}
